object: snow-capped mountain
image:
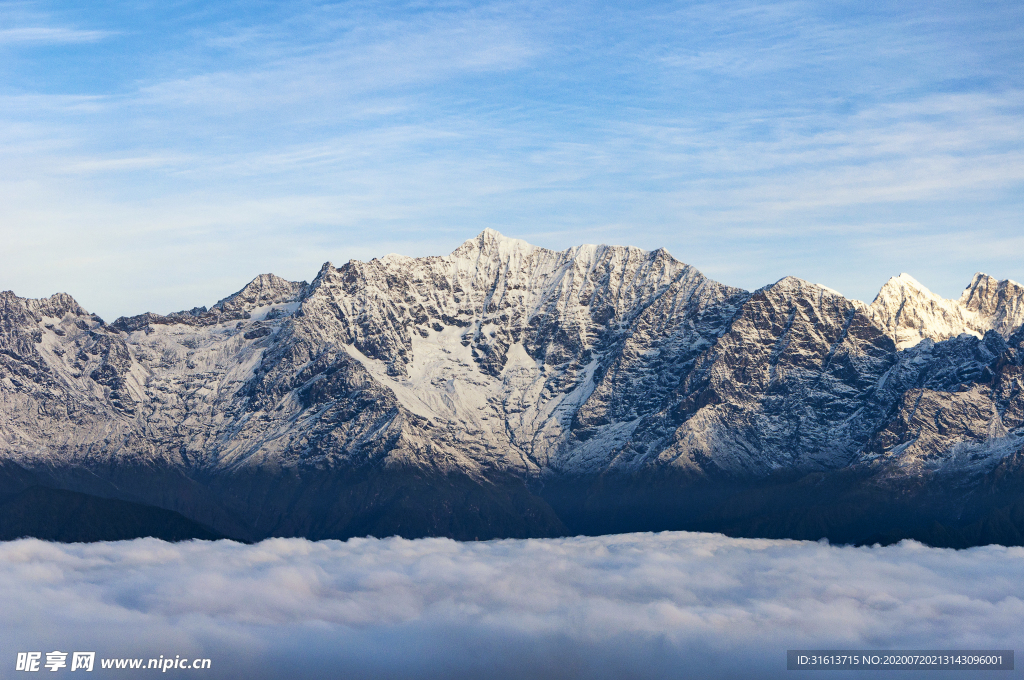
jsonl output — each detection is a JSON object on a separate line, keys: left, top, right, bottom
{"left": 865, "top": 272, "right": 1024, "bottom": 349}
{"left": 2, "top": 230, "right": 1024, "bottom": 545}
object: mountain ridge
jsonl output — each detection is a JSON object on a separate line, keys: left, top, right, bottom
{"left": 2, "top": 230, "right": 1024, "bottom": 545}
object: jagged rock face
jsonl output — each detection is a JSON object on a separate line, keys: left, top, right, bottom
{"left": 111, "top": 273, "right": 308, "bottom": 333}
{"left": 212, "top": 273, "right": 306, "bottom": 314}
{"left": 960, "top": 274, "right": 1024, "bottom": 336}
{"left": 864, "top": 385, "right": 1011, "bottom": 475}
{"left": 2, "top": 231, "right": 1024, "bottom": 543}
{"left": 616, "top": 277, "right": 899, "bottom": 476}
{"left": 0, "top": 290, "right": 138, "bottom": 465}
{"left": 286, "top": 229, "right": 751, "bottom": 475}
{"left": 866, "top": 272, "right": 1024, "bottom": 350}
{"left": 865, "top": 329, "right": 1024, "bottom": 475}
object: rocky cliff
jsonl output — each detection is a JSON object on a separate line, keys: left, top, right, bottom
{"left": 2, "top": 230, "right": 1024, "bottom": 545}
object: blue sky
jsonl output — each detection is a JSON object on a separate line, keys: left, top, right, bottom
{"left": 1, "top": 0, "right": 1022, "bottom": 319}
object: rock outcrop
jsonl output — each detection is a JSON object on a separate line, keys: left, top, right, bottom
{"left": 2, "top": 231, "right": 1024, "bottom": 546}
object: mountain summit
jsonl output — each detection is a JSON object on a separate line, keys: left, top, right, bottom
{"left": 2, "top": 232, "right": 1024, "bottom": 546}
{"left": 865, "top": 272, "right": 1024, "bottom": 349}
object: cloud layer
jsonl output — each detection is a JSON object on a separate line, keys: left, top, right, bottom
{"left": 2, "top": 531, "right": 1022, "bottom": 679}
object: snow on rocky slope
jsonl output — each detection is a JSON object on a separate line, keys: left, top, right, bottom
{"left": 290, "top": 229, "right": 750, "bottom": 476}
{"left": 2, "top": 230, "right": 1024, "bottom": 542}
{"left": 866, "top": 272, "right": 1024, "bottom": 349}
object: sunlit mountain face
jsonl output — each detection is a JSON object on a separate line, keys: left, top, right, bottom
{"left": 2, "top": 231, "right": 1024, "bottom": 546}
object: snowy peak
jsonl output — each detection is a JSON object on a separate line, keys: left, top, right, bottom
{"left": 6, "top": 234, "right": 1024, "bottom": 544}
{"left": 299, "top": 231, "right": 711, "bottom": 376}
{"left": 446, "top": 230, "right": 667, "bottom": 283}
{"left": 110, "top": 273, "right": 307, "bottom": 333}
{"left": 279, "top": 232, "right": 746, "bottom": 474}
{"left": 450, "top": 228, "right": 541, "bottom": 261}
{"left": 868, "top": 273, "right": 977, "bottom": 350}
{"left": 959, "top": 273, "right": 1024, "bottom": 335}
{"left": 871, "top": 273, "right": 950, "bottom": 316}
{"left": 0, "top": 290, "right": 92, "bottom": 324}
{"left": 872, "top": 273, "right": 935, "bottom": 302}
{"left": 762, "top": 275, "right": 847, "bottom": 300}
{"left": 892, "top": 272, "right": 927, "bottom": 290}
{"left": 867, "top": 272, "right": 1024, "bottom": 350}
{"left": 212, "top": 273, "right": 307, "bottom": 314}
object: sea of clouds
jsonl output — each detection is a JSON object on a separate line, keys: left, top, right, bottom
{"left": 2, "top": 531, "right": 1021, "bottom": 679}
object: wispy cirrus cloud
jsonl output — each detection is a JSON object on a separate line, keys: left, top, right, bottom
{"left": 0, "top": 1, "right": 1022, "bottom": 316}
{"left": 0, "top": 26, "right": 112, "bottom": 44}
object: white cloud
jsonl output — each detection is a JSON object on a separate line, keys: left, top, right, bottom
{"left": 0, "top": 26, "right": 111, "bottom": 44}
{"left": 0, "top": 532, "right": 1021, "bottom": 679}
{"left": 135, "top": 9, "right": 540, "bottom": 113}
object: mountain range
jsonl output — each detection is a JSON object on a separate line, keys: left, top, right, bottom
{"left": 3, "top": 230, "right": 1024, "bottom": 546}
